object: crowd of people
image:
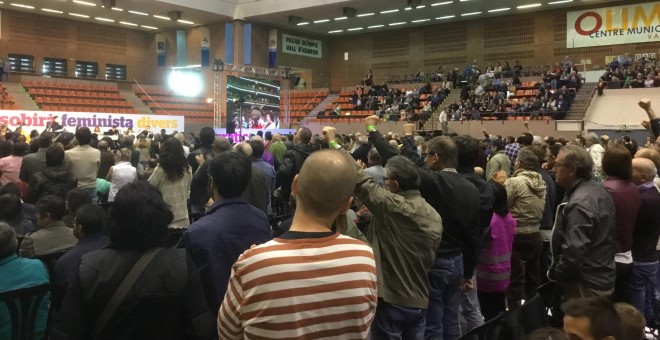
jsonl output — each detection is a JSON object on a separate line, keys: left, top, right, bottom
{"left": 1, "top": 98, "right": 660, "bottom": 339}
{"left": 599, "top": 54, "right": 660, "bottom": 93}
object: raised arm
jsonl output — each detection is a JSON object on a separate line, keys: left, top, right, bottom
{"left": 639, "top": 98, "right": 660, "bottom": 139}
{"left": 364, "top": 115, "right": 400, "bottom": 165}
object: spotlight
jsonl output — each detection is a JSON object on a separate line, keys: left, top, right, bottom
{"left": 168, "top": 69, "right": 203, "bottom": 97}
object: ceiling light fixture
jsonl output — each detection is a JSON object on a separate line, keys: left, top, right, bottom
{"left": 69, "top": 12, "right": 90, "bottom": 18}
{"left": 128, "top": 10, "right": 148, "bottom": 15}
{"left": 416, "top": 5, "right": 426, "bottom": 9}
{"left": 368, "top": 24, "right": 384, "bottom": 28}
{"left": 488, "top": 7, "right": 511, "bottom": 12}
{"left": 328, "top": 30, "right": 343, "bottom": 33}
{"left": 72, "top": 0, "right": 95, "bottom": 6}
{"left": 95, "top": 17, "right": 114, "bottom": 22}
{"left": 297, "top": 22, "right": 309, "bottom": 26}
{"left": 141, "top": 25, "right": 158, "bottom": 29}
{"left": 111, "top": 7, "right": 123, "bottom": 11}
{"left": 119, "top": 21, "right": 138, "bottom": 26}
{"left": 313, "top": 19, "right": 330, "bottom": 23}
{"left": 431, "top": 1, "right": 452, "bottom": 5}
{"left": 41, "top": 8, "right": 63, "bottom": 13}
{"left": 335, "top": 16, "right": 347, "bottom": 20}
{"left": 153, "top": 15, "right": 171, "bottom": 20}
{"left": 548, "top": 0, "right": 573, "bottom": 4}
{"left": 380, "top": 9, "right": 399, "bottom": 14}
{"left": 404, "top": 7, "right": 412, "bottom": 11}
{"left": 437, "top": 15, "right": 455, "bottom": 19}
{"left": 177, "top": 19, "right": 194, "bottom": 24}
{"left": 357, "top": 12, "right": 375, "bottom": 17}
{"left": 461, "top": 11, "right": 481, "bottom": 16}
{"left": 517, "top": 3, "right": 542, "bottom": 9}
{"left": 10, "top": 3, "right": 34, "bottom": 9}
{"left": 412, "top": 18, "right": 430, "bottom": 23}
{"left": 389, "top": 22, "right": 406, "bottom": 26}
{"left": 347, "top": 27, "right": 363, "bottom": 31}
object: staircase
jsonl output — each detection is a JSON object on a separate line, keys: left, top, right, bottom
{"left": 565, "top": 82, "right": 597, "bottom": 120}
{"left": 426, "top": 89, "right": 460, "bottom": 127}
{"left": 5, "top": 83, "right": 39, "bottom": 110}
{"left": 121, "top": 90, "right": 151, "bottom": 113}
{"left": 308, "top": 93, "right": 339, "bottom": 117}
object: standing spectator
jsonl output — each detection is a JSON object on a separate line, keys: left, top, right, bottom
{"left": 217, "top": 150, "right": 376, "bottom": 339}
{"left": 549, "top": 146, "right": 616, "bottom": 299}
{"left": 0, "top": 141, "right": 28, "bottom": 186}
{"left": 27, "top": 145, "right": 77, "bottom": 204}
{"left": 51, "top": 183, "right": 213, "bottom": 339}
{"left": 496, "top": 148, "right": 546, "bottom": 309}
{"left": 477, "top": 182, "right": 516, "bottom": 321}
{"left": 19, "top": 132, "right": 52, "bottom": 183}
{"left": 106, "top": 148, "right": 137, "bottom": 202}
{"left": 0, "top": 222, "right": 50, "bottom": 339}
{"left": 148, "top": 138, "right": 192, "bottom": 229}
{"left": 585, "top": 132, "right": 606, "bottom": 182}
{"left": 269, "top": 133, "right": 287, "bottom": 170}
{"left": 19, "top": 195, "right": 78, "bottom": 258}
{"left": 65, "top": 127, "right": 100, "bottom": 203}
{"left": 180, "top": 152, "right": 271, "bottom": 314}
{"left": 364, "top": 148, "right": 386, "bottom": 186}
{"left": 276, "top": 127, "right": 317, "bottom": 203}
{"left": 135, "top": 135, "right": 151, "bottom": 170}
{"left": 174, "top": 132, "right": 190, "bottom": 158}
{"left": 187, "top": 126, "right": 214, "bottom": 173}
{"left": 601, "top": 144, "right": 641, "bottom": 303}
{"left": 53, "top": 204, "right": 110, "bottom": 287}
{"left": 249, "top": 140, "right": 275, "bottom": 217}
{"left": 486, "top": 139, "right": 512, "bottom": 180}
{"left": 352, "top": 150, "right": 443, "bottom": 338}
{"left": 630, "top": 158, "right": 660, "bottom": 326}
{"left": 96, "top": 140, "right": 115, "bottom": 180}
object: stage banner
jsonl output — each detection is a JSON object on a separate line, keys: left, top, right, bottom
{"left": 0, "top": 110, "right": 185, "bottom": 134}
{"left": 201, "top": 26, "right": 210, "bottom": 67}
{"left": 268, "top": 29, "right": 277, "bottom": 68}
{"left": 214, "top": 128, "right": 295, "bottom": 141}
{"left": 282, "top": 33, "right": 321, "bottom": 58}
{"left": 567, "top": 2, "right": 660, "bottom": 48}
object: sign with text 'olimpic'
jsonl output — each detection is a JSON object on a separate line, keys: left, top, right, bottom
{"left": 567, "top": 2, "right": 660, "bottom": 48}
{"left": 0, "top": 110, "right": 184, "bottom": 134}
{"left": 282, "top": 33, "right": 322, "bottom": 58}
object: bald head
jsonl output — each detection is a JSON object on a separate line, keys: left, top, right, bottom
{"left": 294, "top": 150, "right": 357, "bottom": 219}
{"left": 632, "top": 158, "right": 657, "bottom": 185}
{"left": 635, "top": 147, "right": 660, "bottom": 171}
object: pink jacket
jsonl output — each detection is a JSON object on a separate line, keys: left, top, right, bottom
{"left": 477, "top": 212, "right": 517, "bottom": 293}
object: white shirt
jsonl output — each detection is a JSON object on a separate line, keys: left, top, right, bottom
{"left": 108, "top": 162, "right": 137, "bottom": 202}
{"left": 182, "top": 145, "right": 190, "bottom": 158}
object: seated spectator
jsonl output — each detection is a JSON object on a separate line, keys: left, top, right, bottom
{"left": 563, "top": 297, "right": 622, "bottom": 340}
{"left": 53, "top": 204, "right": 110, "bottom": 287}
{"left": 644, "top": 73, "right": 655, "bottom": 88}
{"left": 0, "top": 222, "right": 50, "bottom": 339}
{"left": 27, "top": 144, "right": 77, "bottom": 204}
{"left": 0, "top": 141, "right": 28, "bottom": 186}
{"left": 19, "top": 195, "right": 78, "bottom": 258}
{"left": 51, "top": 182, "right": 213, "bottom": 339}
{"left": 0, "top": 183, "right": 37, "bottom": 235}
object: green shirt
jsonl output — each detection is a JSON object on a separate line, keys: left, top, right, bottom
{"left": 269, "top": 141, "right": 287, "bottom": 165}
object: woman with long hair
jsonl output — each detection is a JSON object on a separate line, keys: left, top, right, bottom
{"left": 148, "top": 138, "right": 192, "bottom": 229}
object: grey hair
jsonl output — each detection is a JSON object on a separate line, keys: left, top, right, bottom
{"left": 533, "top": 135, "right": 543, "bottom": 146}
{"left": 561, "top": 145, "right": 594, "bottom": 180}
{"left": 213, "top": 137, "right": 231, "bottom": 153}
{"left": 357, "top": 135, "right": 368, "bottom": 144}
{"left": 98, "top": 140, "right": 108, "bottom": 150}
{"left": 174, "top": 132, "right": 184, "bottom": 142}
{"left": 367, "top": 148, "right": 382, "bottom": 164}
{"left": 586, "top": 132, "right": 600, "bottom": 144}
{"left": 385, "top": 155, "right": 421, "bottom": 191}
{"left": 517, "top": 148, "right": 540, "bottom": 171}
{"left": 117, "top": 148, "right": 132, "bottom": 162}
{"left": 234, "top": 142, "right": 253, "bottom": 157}
{"left": 0, "top": 222, "right": 17, "bottom": 258}
{"left": 426, "top": 136, "right": 458, "bottom": 168}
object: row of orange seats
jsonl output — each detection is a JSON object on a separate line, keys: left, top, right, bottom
{"left": 40, "top": 105, "right": 139, "bottom": 114}
{"left": 134, "top": 86, "right": 205, "bottom": 100}
{"left": 146, "top": 102, "right": 211, "bottom": 112}
{"left": 23, "top": 81, "right": 118, "bottom": 92}
{"left": 285, "top": 89, "right": 329, "bottom": 99}
{"left": 29, "top": 89, "right": 123, "bottom": 99}
{"left": 137, "top": 94, "right": 209, "bottom": 105}
{"left": 153, "top": 109, "right": 213, "bottom": 117}
{"left": 35, "top": 96, "right": 132, "bottom": 108}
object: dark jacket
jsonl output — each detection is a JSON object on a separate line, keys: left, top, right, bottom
{"left": 539, "top": 169, "right": 557, "bottom": 230}
{"left": 187, "top": 146, "right": 213, "bottom": 174}
{"left": 51, "top": 248, "right": 213, "bottom": 340}
{"left": 276, "top": 143, "right": 317, "bottom": 200}
{"left": 370, "top": 131, "right": 481, "bottom": 278}
{"left": 19, "top": 148, "right": 48, "bottom": 182}
{"left": 27, "top": 166, "right": 77, "bottom": 204}
{"left": 632, "top": 183, "right": 660, "bottom": 262}
{"left": 179, "top": 198, "right": 271, "bottom": 313}
{"left": 97, "top": 150, "right": 115, "bottom": 179}
{"left": 549, "top": 179, "right": 616, "bottom": 291}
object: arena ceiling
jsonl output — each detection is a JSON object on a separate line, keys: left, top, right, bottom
{"left": 3, "top": 0, "right": 625, "bottom": 34}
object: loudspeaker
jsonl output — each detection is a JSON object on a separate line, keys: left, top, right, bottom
{"left": 343, "top": 7, "right": 356, "bottom": 17}
{"left": 167, "top": 11, "right": 182, "bottom": 20}
{"left": 101, "top": 0, "right": 115, "bottom": 8}
{"left": 288, "top": 16, "right": 302, "bottom": 25}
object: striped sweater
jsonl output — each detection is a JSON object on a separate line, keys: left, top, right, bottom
{"left": 217, "top": 232, "right": 378, "bottom": 340}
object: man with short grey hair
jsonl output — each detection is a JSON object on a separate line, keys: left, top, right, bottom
{"left": 549, "top": 145, "right": 616, "bottom": 299}
{"left": 496, "top": 148, "right": 546, "bottom": 308}
{"left": 585, "top": 132, "right": 605, "bottom": 181}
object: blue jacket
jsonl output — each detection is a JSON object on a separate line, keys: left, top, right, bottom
{"left": 179, "top": 198, "right": 271, "bottom": 313}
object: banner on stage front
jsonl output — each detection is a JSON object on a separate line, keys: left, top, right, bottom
{"left": 567, "top": 2, "right": 660, "bottom": 48}
{"left": 0, "top": 110, "right": 185, "bottom": 134}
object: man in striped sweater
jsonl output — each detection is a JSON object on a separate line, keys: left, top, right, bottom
{"left": 217, "top": 149, "right": 378, "bottom": 339}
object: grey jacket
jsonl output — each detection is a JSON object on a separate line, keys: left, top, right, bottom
{"left": 505, "top": 169, "right": 547, "bottom": 234}
{"left": 549, "top": 179, "right": 616, "bottom": 291}
{"left": 486, "top": 151, "right": 512, "bottom": 179}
